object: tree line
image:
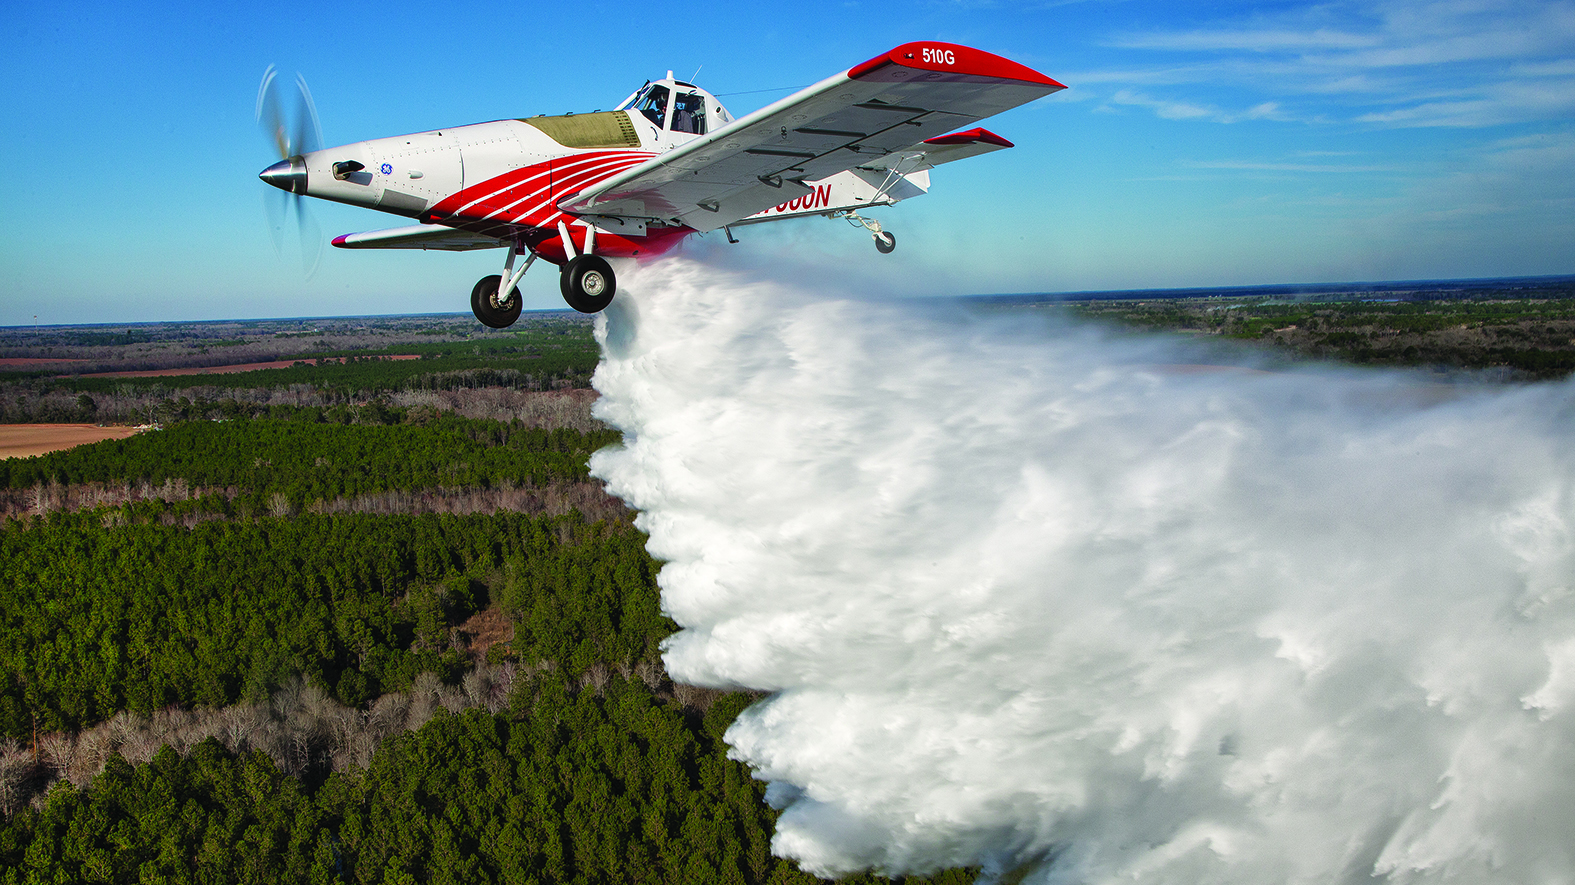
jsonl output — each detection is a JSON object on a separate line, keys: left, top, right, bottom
{"left": 0, "top": 316, "right": 599, "bottom": 389}
{"left": 1066, "top": 296, "right": 1575, "bottom": 378}
{"left": 0, "top": 384, "right": 600, "bottom": 433}
{"left": 0, "top": 359, "right": 599, "bottom": 423}
{"left": 0, "top": 321, "right": 604, "bottom": 424}
{"left": 54, "top": 348, "right": 601, "bottom": 397}
{"left": 0, "top": 411, "right": 619, "bottom": 515}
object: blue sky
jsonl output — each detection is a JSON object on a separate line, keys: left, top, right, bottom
{"left": 2, "top": 0, "right": 1571, "bottom": 323}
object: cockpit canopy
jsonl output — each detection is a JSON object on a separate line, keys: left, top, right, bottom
{"left": 617, "top": 77, "right": 732, "bottom": 137}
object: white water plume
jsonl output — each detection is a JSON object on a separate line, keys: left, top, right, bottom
{"left": 588, "top": 259, "right": 1575, "bottom": 885}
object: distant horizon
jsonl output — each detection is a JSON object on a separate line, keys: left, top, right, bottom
{"left": 5, "top": 272, "right": 1575, "bottom": 331}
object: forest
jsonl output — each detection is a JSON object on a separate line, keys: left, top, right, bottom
{"left": 0, "top": 508, "right": 667, "bottom": 734}
{"left": 8, "top": 288, "right": 1574, "bottom": 881}
{"left": 0, "top": 411, "right": 620, "bottom": 515}
{"left": 1060, "top": 284, "right": 1575, "bottom": 378}
{"left": 0, "top": 314, "right": 602, "bottom": 425}
{"left": 0, "top": 314, "right": 973, "bottom": 883}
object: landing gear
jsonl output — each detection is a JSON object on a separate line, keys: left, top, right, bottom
{"left": 465, "top": 225, "right": 618, "bottom": 318}
{"left": 838, "top": 210, "right": 897, "bottom": 255}
{"left": 561, "top": 255, "right": 616, "bottom": 314}
{"left": 471, "top": 275, "right": 522, "bottom": 328}
{"left": 471, "top": 240, "right": 534, "bottom": 328}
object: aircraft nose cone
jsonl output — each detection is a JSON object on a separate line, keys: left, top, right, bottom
{"left": 259, "top": 157, "right": 307, "bottom": 195}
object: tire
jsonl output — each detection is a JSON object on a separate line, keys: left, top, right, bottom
{"left": 874, "top": 231, "right": 896, "bottom": 254}
{"left": 560, "top": 255, "right": 617, "bottom": 313}
{"left": 470, "top": 275, "right": 522, "bottom": 328}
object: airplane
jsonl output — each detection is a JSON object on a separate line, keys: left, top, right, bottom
{"left": 258, "top": 43, "right": 1065, "bottom": 326}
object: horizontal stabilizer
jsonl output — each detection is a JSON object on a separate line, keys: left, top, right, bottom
{"left": 858, "top": 127, "right": 1017, "bottom": 171}
{"left": 918, "top": 127, "right": 1014, "bottom": 164}
{"left": 331, "top": 224, "right": 503, "bottom": 251}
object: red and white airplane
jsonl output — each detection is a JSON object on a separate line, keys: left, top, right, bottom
{"left": 258, "top": 43, "right": 1064, "bottom": 325}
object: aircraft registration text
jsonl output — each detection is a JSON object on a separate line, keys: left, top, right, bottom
{"left": 769, "top": 183, "right": 834, "bottom": 214}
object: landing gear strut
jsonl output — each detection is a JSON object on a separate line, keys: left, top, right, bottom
{"left": 556, "top": 221, "right": 616, "bottom": 313}
{"left": 471, "top": 240, "right": 534, "bottom": 328}
{"left": 838, "top": 210, "right": 897, "bottom": 254}
{"left": 468, "top": 226, "right": 620, "bottom": 322}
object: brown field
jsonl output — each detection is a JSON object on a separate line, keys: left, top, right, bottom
{"left": 0, "top": 358, "right": 86, "bottom": 368}
{"left": 71, "top": 354, "right": 420, "bottom": 379}
{"left": 0, "top": 424, "right": 144, "bottom": 459}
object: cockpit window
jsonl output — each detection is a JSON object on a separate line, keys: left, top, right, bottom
{"left": 671, "top": 91, "right": 706, "bottom": 135}
{"left": 637, "top": 85, "right": 670, "bottom": 128}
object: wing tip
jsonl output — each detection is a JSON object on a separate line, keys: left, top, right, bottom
{"left": 924, "top": 128, "right": 1015, "bottom": 149}
{"left": 850, "top": 42, "right": 1065, "bottom": 90}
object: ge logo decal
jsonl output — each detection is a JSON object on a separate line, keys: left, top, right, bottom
{"left": 380, "top": 163, "right": 393, "bottom": 175}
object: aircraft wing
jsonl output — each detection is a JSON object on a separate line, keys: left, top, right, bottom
{"left": 557, "top": 42, "right": 1064, "bottom": 233}
{"left": 885, "top": 128, "right": 1016, "bottom": 167}
{"left": 330, "top": 224, "right": 504, "bottom": 251}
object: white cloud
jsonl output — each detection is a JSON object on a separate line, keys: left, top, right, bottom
{"left": 1509, "top": 58, "right": 1575, "bottom": 76}
{"left": 1113, "top": 27, "right": 1380, "bottom": 52}
{"left": 1184, "top": 158, "right": 1404, "bottom": 173}
{"left": 1086, "top": 0, "right": 1575, "bottom": 128}
{"left": 1484, "top": 131, "right": 1575, "bottom": 168}
{"left": 1105, "top": 88, "right": 1218, "bottom": 120}
{"left": 1103, "top": 90, "right": 1295, "bottom": 123}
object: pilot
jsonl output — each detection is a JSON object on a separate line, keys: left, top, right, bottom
{"left": 671, "top": 97, "right": 697, "bottom": 134}
{"left": 641, "top": 91, "right": 667, "bottom": 128}
{"left": 672, "top": 92, "right": 707, "bottom": 134}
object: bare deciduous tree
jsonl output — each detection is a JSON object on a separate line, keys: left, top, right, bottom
{"left": 0, "top": 659, "right": 682, "bottom": 816}
{"left": 0, "top": 740, "right": 37, "bottom": 817}
{"left": 36, "top": 732, "right": 75, "bottom": 781}
{"left": 267, "top": 492, "right": 293, "bottom": 519}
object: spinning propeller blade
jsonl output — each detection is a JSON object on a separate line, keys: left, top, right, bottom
{"left": 256, "top": 65, "right": 324, "bottom": 277}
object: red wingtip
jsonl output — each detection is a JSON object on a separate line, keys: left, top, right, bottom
{"left": 923, "top": 128, "right": 1015, "bottom": 148}
{"left": 331, "top": 234, "right": 350, "bottom": 248}
{"left": 850, "top": 42, "right": 1064, "bottom": 89}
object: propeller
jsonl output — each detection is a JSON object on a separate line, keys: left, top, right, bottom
{"left": 256, "top": 65, "right": 325, "bottom": 277}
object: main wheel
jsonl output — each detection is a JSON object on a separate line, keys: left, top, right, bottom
{"left": 471, "top": 275, "right": 522, "bottom": 328}
{"left": 560, "top": 255, "right": 616, "bottom": 313}
{"left": 874, "top": 231, "right": 896, "bottom": 254}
